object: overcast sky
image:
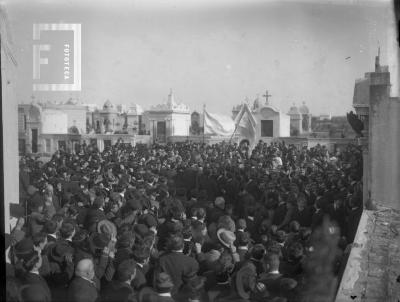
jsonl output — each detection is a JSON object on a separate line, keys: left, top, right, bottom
{"left": 3, "top": 0, "right": 397, "bottom": 116}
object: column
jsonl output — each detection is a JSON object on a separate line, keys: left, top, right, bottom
{"left": 2, "top": 46, "right": 19, "bottom": 233}
{"left": 97, "top": 139, "right": 104, "bottom": 152}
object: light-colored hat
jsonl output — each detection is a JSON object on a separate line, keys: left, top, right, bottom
{"left": 97, "top": 219, "right": 117, "bottom": 238}
{"left": 217, "top": 228, "right": 236, "bottom": 248}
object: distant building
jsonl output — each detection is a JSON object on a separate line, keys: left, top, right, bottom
{"left": 18, "top": 98, "right": 149, "bottom": 155}
{"left": 318, "top": 114, "right": 332, "bottom": 121}
{"left": 287, "top": 102, "right": 312, "bottom": 135}
{"left": 146, "top": 90, "right": 191, "bottom": 143}
{"left": 232, "top": 94, "right": 290, "bottom": 140}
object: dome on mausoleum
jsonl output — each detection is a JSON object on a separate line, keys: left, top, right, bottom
{"left": 287, "top": 104, "right": 301, "bottom": 115}
{"left": 299, "top": 102, "right": 310, "bottom": 115}
{"left": 103, "top": 99, "right": 115, "bottom": 111}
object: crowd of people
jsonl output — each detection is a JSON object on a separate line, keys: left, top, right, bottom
{"left": 6, "top": 139, "right": 363, "bottom": 302}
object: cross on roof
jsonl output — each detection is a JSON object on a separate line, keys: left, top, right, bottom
{"left": 263, "top": 90, "right": 272, "bottom": 105}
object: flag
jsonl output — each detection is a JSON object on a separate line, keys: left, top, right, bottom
{"left": 234, "top": 103, "right": 257, "bottom": 148}
{"left": 204, "top": 110, "right": 235, "bottom": 136}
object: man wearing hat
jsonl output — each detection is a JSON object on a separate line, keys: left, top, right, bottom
{"left": 234, "top": 244, "right": 267, "bottom": 300}
{"left": 235, "top": 231, "right": 251, "bottom": 263}
{"left": 13, "top": 238, "right": 35, "bottom": 264}
{"left": 259, "top": 253, "right": 297, "bottom": 301}
{"left": 208, "top": 197, "right": 226, "bottom": 224}
{"left": 114, "top": 231, "right": 135, "bottom": 269}
{"left": 131, "top": 244, "right": 151, "bottom": 291}
{"left": 20, "top": 250, "right": 52, "bottom": 302}
{"left": 85, "top": 196, "right": 107, "bottom": 231}
{"left": 46, "top": 241, "right": 75, "bottom": 301}
{"left": 101, "top": 259, "right": 136, "bottom": 302}
{"left": 159, "top": 235, "right": 199, "bottom": 297}
{"left": 87, "top": 232, "right": 116, "bottom": 282}
{"left": 43, "top": 220, "right": 58, "bottom": 248}
{"left": 139, "top": 272, "right": 175, "bottom": 302}
{"left": 58, "top": 222, "right": 76, "bottom": 251}
{"left": 27, "top": 193, "right": 47, "bottom": 236}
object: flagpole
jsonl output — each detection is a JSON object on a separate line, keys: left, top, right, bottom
{"left": 202, "top": 104, "right": 205, "bottom": 144}
{"left": 229, "top": 122, "right": 239, "bottom": 144}
{"left": 229, "top": 103, "right": 244, "bottom": 144}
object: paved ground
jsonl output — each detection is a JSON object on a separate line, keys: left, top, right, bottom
{"left": 336, "top": 206, "right": 400, "bottom": 302}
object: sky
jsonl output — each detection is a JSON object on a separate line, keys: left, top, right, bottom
{"left": 2, "top": 0, "right": 397, "bottom": 116}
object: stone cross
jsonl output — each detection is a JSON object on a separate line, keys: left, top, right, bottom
{"left": 263, "top": 90, "right": 272, "bottom": 105}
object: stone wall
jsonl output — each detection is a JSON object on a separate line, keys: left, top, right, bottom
{"left": 335, "top": 207, "right": 400, "bottom": 302}
{"left": 369, "top": 97, "right": 400, "bottom": 210}
{"left": 39, "top": 134, "right": 152, "bottom": 155}
{"left": 168, "top": 135, "right": 240, "bottom": 145}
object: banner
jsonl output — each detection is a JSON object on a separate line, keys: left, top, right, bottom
{"left": 234, "top": 103, "right": 257, "bottom": 148}
{"left": 204, "top": 110, "right": 235, "bottom": 136}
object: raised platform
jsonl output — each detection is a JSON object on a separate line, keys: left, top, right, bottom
{"left": 335, "top": 206, "right": 400, "bottom": 302}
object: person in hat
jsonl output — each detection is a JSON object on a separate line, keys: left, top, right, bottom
{"left": 134, "top": 223, "right": 152, "bottom": 243}
{"left": 279, "top": 242, "right": 304, "bottom": 280}
{"left": 208, "top": 197, "right": 225, "bottom": 224}
{"left": 259, "top": 253, "right": 297, "bottom": 301}
{"left": 139, "top": 272, "right": 175, "bottom": 302}
{"left": 13, "top": 238, "right": 35, "bottom": 264}
{"left": 101, "top": 259, "right": 137, "bottom": 302}
{"left": 131, "top": 244, "right": 151, "bottom": 291}
{"left": 19, "top": 250, "right": 52, "bottom": 302}
{"left": 67, "top": 258, "right": 99, "bottom": 302}
{"left": 85, "top": 196, "right": 107, "bottom": 232}
{"left": 114, "top": 231, "right": 135, "bottom": 269}
{"left": 97, "top": 219, "right": 117, "bottom": 238}
{"left": 28, "top": 193, "right": 47, "bottom": 236}
{"left": 235, "top": 231, "right": 251, "bottom": 263}
{"left": 205, "top": 256, "right": 235, "bottom": 302}
{"left": 46, "top": 241, "right": 75, "bottom": 299}
{"left": 43, "top": 220, "right": 58, "bottom": 244}
{"left": 72, "top": 229, "right": 92, "bottom": 263}
{"left": 159, "top": 235, "right": 199, "bottom": 297}
{"left": 175, "top": 274, "right": 207, "bottom": 302}
{"left": 216, "top": 228, "right": 239, "bottom": 263}
{"left": 87, "top": 232, "right": 116, "bottom": 282}
{"left": 291, "top": 197, "right": 314, "bottom": 228}
{"left": 140, "top": 213, "right": 158, "bottom": 233}
{"left": 58, "top": 222, "right": 76, "bottom": 251}
{"left": 75, "top": 181, "right": 91, "bottom": 207}
{"left": 233, "top": 244, "right": 267, "bottom": 300}
{"left": 157, "top": 206, "right": 184, "bottom": 251}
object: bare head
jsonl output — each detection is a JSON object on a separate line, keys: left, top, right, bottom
{"left": 75, "top": 258, "right": 95, "bottom": 280}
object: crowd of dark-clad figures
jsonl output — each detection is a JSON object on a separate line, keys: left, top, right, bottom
{"left": 5, "top": 139, "right": 363, "bottom": 302}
